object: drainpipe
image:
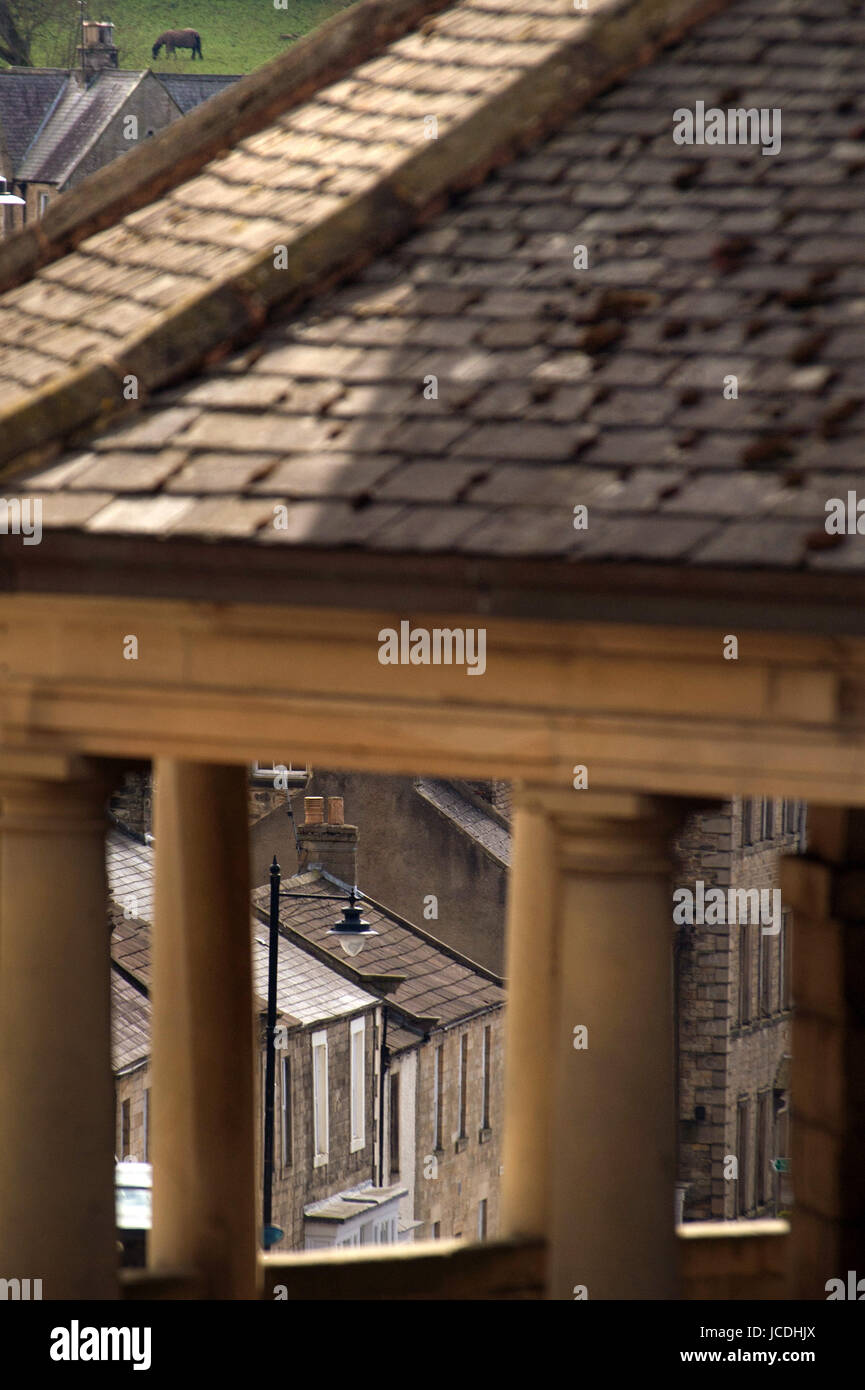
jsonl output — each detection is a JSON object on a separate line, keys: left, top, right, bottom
{"left": 377, "top": 1004, "right": 388, "bottom": 1187}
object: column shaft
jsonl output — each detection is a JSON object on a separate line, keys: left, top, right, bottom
{"left": 502, "top": 787, "right": 679, "bottom": 1300}
{"left": 150, "top": 760, "right": 256, "bottom": 1299}
{"left": 0, "top": 770, "right": 116, "bottom": 1299}
{"left": 500, "top": 799, "right": 557, "bottom": 1238}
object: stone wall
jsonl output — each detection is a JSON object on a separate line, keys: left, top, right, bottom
{"left": 674, "top": 797, "right": 802, "bottom": 1222}
{"left": 265, "top": 1006, "right": 379, "bottom": 1251}
{"left": 407, "top": 1006, "right": 504, "bottom": 1242}
{"left": 115, "top": 1064, "right": 149, "bottom": 1162}
{"left": 251, "top": 772, "right": 509, "bottom": 973}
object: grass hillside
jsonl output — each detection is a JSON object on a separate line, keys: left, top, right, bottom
{"left": 32, "top": 0, "right": 355, "bottom": 75}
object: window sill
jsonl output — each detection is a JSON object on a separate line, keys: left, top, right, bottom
{"left": 478, "top": 1128, "right": 493, "bottom": 1144}
{"left": 454, "top": 1136, "right": 468, "bottom": 1154}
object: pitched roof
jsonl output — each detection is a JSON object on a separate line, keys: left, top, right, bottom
{"left": 156, "top": 74, "right": 242, "bottom": 116}
{"left": 0, "top": 0, "right": 720, "bottom": 446}
{"left": 416, "top": 779, "right": 511, "bottom": 867}
{"left": 2, "top": 0, "right": 864, "bottom": 628}
{"left": 18, "top": 71, "right": 149, "bottom": 185}
{"left": 0, "top": 70, "right": 67, "bottom": 170}
{"left": 253, "top": 868, "right": 505, "bottom": 1041}
{"left": 111, "top": 964, "right": 151, "bottom": 1072}
{"left": 106, "top": 825, "right": 376, "bottom": 1034}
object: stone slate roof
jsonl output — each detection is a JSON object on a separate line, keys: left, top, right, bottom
{"left": 253, "top": 868, "right": 505, "bottom": 1039}
{"left": 18, "top": 71, "right": 147, "bottom": 185}
{"left": 156, "top": 74, "right": 242, "bottom": 115}
{"left": 106, "top": 825, "right": 376, "bottom": 1030}
{"left": 0, "top": 70, "right": 67, "bottom": 170}
{"left": 111, "top": 964, "right": 151, "bottom": 1072}
{"left": 1, "top": 0, "right": 864, "bottom": 617}
{"left": 251, "top": 921, "right": 376, "bottom": 1028}
{"left": 416, "top": 779, "right": 511, "bottom": 867}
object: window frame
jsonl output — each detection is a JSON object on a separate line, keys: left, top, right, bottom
{"left": 457, "top": 1033, "right": 468, "bottom": 1141}
{"left": 120, "top": 1097, "right": 131, "bottom": 1158}
{"left": 350, "top": 1016, "right": 365, "bottom": 1154}
{"left": 389, "top": 1069, "right": 400, "bottom": 1178}
{"left": 433, "top": 1042, "right": 444, "bottom": 1152}
{"left": 312, "top": 1029, "right": 329, "bottom": 1168}
{"left": 738, "top": 920, "right": 751, "bottom": 1027}
{"left": 481, "top": 1024, "right": 491, "bottom": 1133}
{"left": 281, "top": 1055, "right": 292, "bottom": 1170}
{"left": 735, "top": 1097, "right": 750, "bottom": 1216}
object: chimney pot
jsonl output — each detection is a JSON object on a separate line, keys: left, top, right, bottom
{"left": 304, "top": 796, "right": 324, "bottom": 825}
{"left": 327, "top": 797, "right": 344, "bottom": 826}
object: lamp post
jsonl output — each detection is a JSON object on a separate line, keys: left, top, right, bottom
{"left": 261, "top": 855, "right": 378, "bottom": 1250}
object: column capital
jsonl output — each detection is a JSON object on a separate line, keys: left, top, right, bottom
{"left": 512, "top": 783, "right": 686, "bottom": 875}
{"left": 0, "top": 746, "right": 111, "bottom": 786}
{"left": 0, "top": 753, "right": 113, "bottom": 834}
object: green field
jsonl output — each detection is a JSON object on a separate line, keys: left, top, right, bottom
{"left": 32, "top": 0, "right": 355, "bottom": 75}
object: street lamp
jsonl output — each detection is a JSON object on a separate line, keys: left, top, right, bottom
{"left": 327, "top": 896, "right": 378, "bottom": 957}
{"left": 261, "top": 856, "right": 378, "bottom": 1250}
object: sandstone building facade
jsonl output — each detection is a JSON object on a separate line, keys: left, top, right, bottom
{"left": 675, "top": 797, "right": 803, "bottom": 1222}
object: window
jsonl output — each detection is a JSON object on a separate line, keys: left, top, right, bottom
{"left": 478, "top": 1199, "right": 488, "bottom": 1240}
{"left": 433, "top": 1043, "right": 444, "bottom": 1151}
{"left": 741, "top": 798, "right": 753, "bottom": 848}
{"left": 350, "top": 1017, "right": 365, "bottom": 1153}
{"left": 312, "top": 1030, "right": 328, "bottom": 1166}
{"left": 38, "top": 191, "right": 50, "bottom": 216}
{"left": 143, "top": 1087, "right": 150, "bottom": 1163}
{"left": 121, "top": 1098, "right": 131, "bottom": 1158}
{"left": 738, "top": 921, "right": 751, "bottom": 1026}
{"left": 735, "top": 1098, "right": 749, "bottom": 1216}
{"left": 761, "top": 798, "right": 774, "bottom": 840}
{"left": 783, "top": 799, "right": 797, "bottom": 834}
{"left": 281, "top": 1057, "right": 292, "bottom": 1169}
{"left": 756, "top": 1091, "right": 771, "bottom": 1208}
{"left": 758, "top": 925, "right": 772, "bottom": 1018}
{"left": 389, "top": 1071, "right": 400, "bottom": 1177}
{"left": 457, "top": 1034, "right": 468, "bottom": 1140}
{"left": 779, "top": 910, "right": 791, "bottom": 1011}
{"left": 481, "top": 1024, "right": 491, "bottom": 1132}
{"left": 432, "top": 1221, "right": 441, "bottom": 1239}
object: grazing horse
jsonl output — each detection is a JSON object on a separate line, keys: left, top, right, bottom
{"left": 152, "top": 29, "right": 202, "bottom": 60}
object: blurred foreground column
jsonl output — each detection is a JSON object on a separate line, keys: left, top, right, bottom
{"left": 150, "top": 760, "right": 256, "bottom": 1299}
{"left": 502, "top": 786, "right": 678, "bottom": 1300}
{"left": 782, "top": 807, "right": 865, "bottom": 1298}
{"left": 0, "top": 756, "right": 115, "bottom": 1298}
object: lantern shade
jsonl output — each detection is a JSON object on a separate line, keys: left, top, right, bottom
{"left": 327, "top": 898, "right": 378, "bottom": 957}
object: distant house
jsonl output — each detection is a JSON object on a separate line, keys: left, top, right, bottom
{"left": 258, "top": 797, "right": 506, "bottom": 1246}
{"left": 108, "top": 792, "right": 505, "bottom": 1252}
{"left": 251, "top": 773, "right": 511, "bottom": 973}
{"left": 0, "top": 23, "right": 240, "bottom": 236}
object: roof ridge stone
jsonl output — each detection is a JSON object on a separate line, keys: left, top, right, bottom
{"left": 0, "top": 0, "right": 734, "bottom": 476}
{"left": 0, "top": 0, "right": 456, "bottom": 298}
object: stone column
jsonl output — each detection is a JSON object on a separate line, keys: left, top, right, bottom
{"left": 782, "top": 807, "right": 865, "bottom": 1298}
{"left": 0, "top": 759, "right": 116, "bottom": 1299}
{"left": 501, "top": 786, "right": 679, "bottom": 1300}
{"left": 150, "top": 760, "right": 257, "bottom": 1299}
{"left": 500, "top": 796, "right": 557, "bottom": 1240}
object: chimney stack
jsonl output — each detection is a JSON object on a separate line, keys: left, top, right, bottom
{"left": 297, "top": 796, "right": 357, "bottom": 885}
{"left": 78, "top": 20, "right": 119, "bottom": 81}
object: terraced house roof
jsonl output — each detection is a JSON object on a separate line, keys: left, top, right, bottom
{"left": 1, "top": 0, "right": 864, "bottom": 630}
{"left": 253, "top": 868, "right": 505, "bottom": 1043}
